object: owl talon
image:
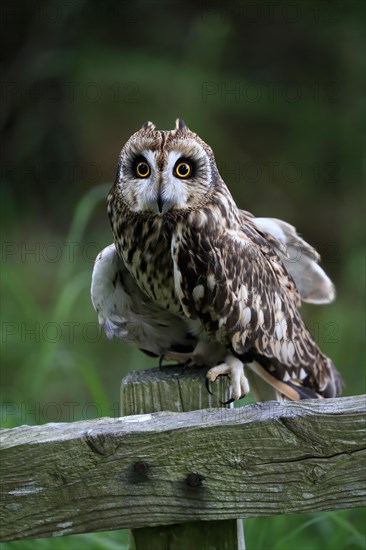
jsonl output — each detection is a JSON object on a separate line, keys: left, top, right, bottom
{"left": 220, "top": 397, "right": 235, "bottom": 405}
{"left": 205, "top": 377, "right": 214, "bottom": 395}
{"left": 220, "top": 392, "right": 246, "bottom": 405}
{"left": 206, "top": 355, "right": 250, "bottom": 402}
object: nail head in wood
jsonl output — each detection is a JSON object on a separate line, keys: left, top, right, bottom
{"left": 185, "top": 473, "right": 205, "bottom": 488}
{"left": 134, "top": 461, "right": 149, "bottom": 476}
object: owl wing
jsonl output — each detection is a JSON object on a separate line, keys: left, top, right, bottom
{"left": 91, "top": 244, "right": 195, "bottom": 357}
{"left": 91, "top": 243, "right": 141, "bottom": 342}
{"left": 172, "top": 216, "right": 337, "bottom": 396}
{"left": 245, "top": 214, "right": 335, "bottom": 304}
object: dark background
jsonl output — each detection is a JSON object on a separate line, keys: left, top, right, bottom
{"left": 1, "top": 1, "right": 365, "bottom": 548}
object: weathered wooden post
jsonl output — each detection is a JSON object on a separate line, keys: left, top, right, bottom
{"left": 121, "top": 365, "right": 245, "bottom": 550}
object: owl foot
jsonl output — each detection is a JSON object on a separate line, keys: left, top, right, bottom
{"left": 161, "top": 342, "right": 227, "bottom": 371}
{"left": 182, "top": 355, "right": 205, "bottom": 369}
{"left": 206, "top": 355, "right": 250, "bottom": 403}
{"left": 158, "top": 352, "right": 204, "bottom": 371}
{"left": 160, "top": 350, "right": 208, "bottom": 370}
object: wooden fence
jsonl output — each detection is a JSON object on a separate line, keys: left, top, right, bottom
{"left": 1, "top": 367, "right": 365, "bottom": 549}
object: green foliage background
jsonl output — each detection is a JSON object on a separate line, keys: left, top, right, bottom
{"left": 1, "top": 1, "right": 365, "bottom": 548}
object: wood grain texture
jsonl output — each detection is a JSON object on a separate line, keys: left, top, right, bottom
{"left": 121, "top": 365, "right": 231, "bottom": 414}
{"left": 122, "top": 366, "right": 240, "bottom": 550}
{"left": 1, "top": 394, "right": 365, "bottom": 542}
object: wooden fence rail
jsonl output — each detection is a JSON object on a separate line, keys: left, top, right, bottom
{"left": 1, "top": 380, "right": 365, "bottom": 543}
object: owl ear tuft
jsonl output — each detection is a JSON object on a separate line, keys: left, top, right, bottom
{"left": 142, "top": 121, "right": 156, "bottom": 131}
{"left": 175, "top": 118, "right": 188, "bottom": 131}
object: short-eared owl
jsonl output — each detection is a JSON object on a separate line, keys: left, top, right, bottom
{"left": 91, "top": 119, "right": 341, "bottom": 402}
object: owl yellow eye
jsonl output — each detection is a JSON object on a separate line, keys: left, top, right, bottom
{"left": 175, "top": 161, "right": 192, "bottom": 178}
{"left": 136, "top": 162, "right": 150, "bottom": 178}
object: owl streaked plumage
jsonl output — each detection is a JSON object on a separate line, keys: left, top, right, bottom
{"left": 91, "top": 119, "right": 342, "bottom": 402}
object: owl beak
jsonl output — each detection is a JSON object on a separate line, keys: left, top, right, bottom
{"left": 157, "top": 192, "right": 164, "bottom": 214}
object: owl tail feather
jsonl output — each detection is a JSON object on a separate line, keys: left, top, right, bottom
{"left": 246, "top": 361, "right": 323, "bottom": 401}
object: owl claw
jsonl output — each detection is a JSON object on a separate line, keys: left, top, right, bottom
{"left": 206, "top": 355, "right": 250, "bottom": 402}
{"left": 220, "top": 393, "right": 247, "bottom": 405}
{"left": 221, "top": 397, "right": 235, "bottom": 405}
{"left": 205, "top": 377, "right": 214, "bottom": 395}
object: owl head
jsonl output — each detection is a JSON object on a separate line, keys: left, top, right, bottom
{"left": 112, "top": 119, "right": 221, "bottom": 215}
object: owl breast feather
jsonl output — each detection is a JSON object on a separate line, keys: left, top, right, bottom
{"left": 114, "top": 217, "right": 182, "bottom": 314}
